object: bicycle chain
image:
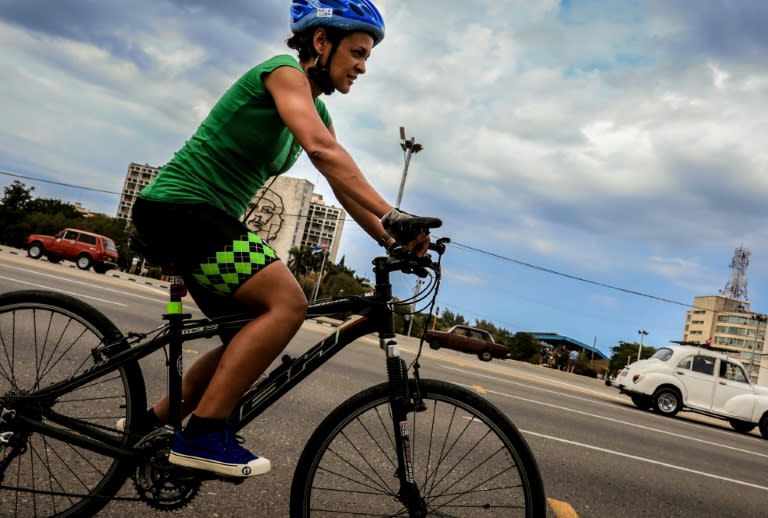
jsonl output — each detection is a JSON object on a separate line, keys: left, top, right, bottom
{"left": 0, "top": 425, "right": 200, "bottom": 511}
{"left": 132, "top": 428, "right": 201, "bottom": 511}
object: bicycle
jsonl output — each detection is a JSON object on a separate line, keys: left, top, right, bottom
{"left": 0, "top": 215, "right": 546, "bottom": 517}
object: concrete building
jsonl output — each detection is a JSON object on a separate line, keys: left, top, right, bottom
{"left": 683, "top": 295, "right": 766, "bottom": 385}
{"left": 115, "top": 163, "right": 160, "bottom": 222}
{"left": 244, "top": 178, "right": 345, "bottom": 262}
{"left": 115, "top": 163, "right": 346, "bottom": 263}
{"left": 300, "top": 193, "right": 345, "bottom": 261}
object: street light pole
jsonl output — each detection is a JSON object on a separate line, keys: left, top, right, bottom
{"left": 637, "top": 329, "right": 648, "bottom": 362}
{"left": 750, "top": 314, "right": 766, "bottom": 381}
{"left": 395, "top": 126, "right": 423, "bottom": 209}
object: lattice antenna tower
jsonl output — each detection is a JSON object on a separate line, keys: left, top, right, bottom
{"left": 719, "top": 245, "right": 750, "bottom": 301}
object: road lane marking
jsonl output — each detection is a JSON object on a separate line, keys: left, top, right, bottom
{"left": 0, "top": 275, "right": 127, "bottom": 306}
{"left": 548, "top": 498, "right": 579, "bottom": 517}
{"left": 445, "top": 367, "right": 768, "bottom": 460}
{"left": 523, "top": 429, "right": 768, "bottom": 492}
{"left": 0, "top": 263, "right": 167, "bottom": 302}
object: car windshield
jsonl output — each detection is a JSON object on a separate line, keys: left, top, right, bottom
{"left": 650, "top": 348, "right": 674, "bottom": 361}
{"left": 104, "top": 239, "right": 117, "bottom": 252}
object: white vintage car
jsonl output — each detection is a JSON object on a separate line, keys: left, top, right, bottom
{"left": 608, "top": 345, "right": 768, "bottom": 438}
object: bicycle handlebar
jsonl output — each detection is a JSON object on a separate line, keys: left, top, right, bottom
{"left": 384, "top": 237, "right": 450, "bottom": 278}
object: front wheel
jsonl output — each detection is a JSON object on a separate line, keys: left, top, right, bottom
{"left": 728, "top": 418, "right": 756, "bottom": 434}
{"left": 0, "top": 290, "right": 147, "bottom": 517}
{"left": 290, "top": 379, "right": 546, "bottom": 517}
{"left": 27, "top": 242, "right": 43, "bottom": 259}
{"left": 478, "top": 350, "right": 493, "bottom": 362}
{"left": 759, "top": 413, "right": 768, "bottom": 439}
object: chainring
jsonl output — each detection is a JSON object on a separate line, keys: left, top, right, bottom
{"left": 132, "top": 428, "right": 201, "bottom": 511}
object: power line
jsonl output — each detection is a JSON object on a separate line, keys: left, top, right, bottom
{"left": 0, "top": 168, "right": 713, "bottom": 314}
{"left": 450, "top": 241, "right": 698, "bottom": 310}
{"left": 0, "top": 170, "right": 121, "bottom": 195}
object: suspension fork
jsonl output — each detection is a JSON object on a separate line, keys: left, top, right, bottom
{"left": 383, "top": 338, "right": 427, "bottom": 517}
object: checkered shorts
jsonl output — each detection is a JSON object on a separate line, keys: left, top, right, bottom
{"left": 132, "top": 198, "right": 280, "bottom": 319}
{"left": 191, "top": 233, "right": 277, "bottom": 295}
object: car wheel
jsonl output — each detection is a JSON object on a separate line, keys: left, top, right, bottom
{"left": 428, "top": 339, "right": 440, "bottom": 350}
{"left": 630, "top": 394, "right": 652, "bottom": 410}
{"left": 652, "top": 387, "right": 682, "bottom": 417}
{"left": 76, "top": 254, "right": 93, "bottom": 270}
{"left": 478, "top": 351, "right": 493, "bottom": 362}
{"left": 728, "top": 418, "right": 756, "bottom": 434}
{"left": 759, "top": 413, "right": 768, "bottom": 440}
{"left": 27, "top": 243, "right": 43, "bottom": 259}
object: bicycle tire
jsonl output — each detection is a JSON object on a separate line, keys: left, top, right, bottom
{"left": 290, "top": 378, "right": 546, "bottom": 517}
{"left": 0, "top": 290, "right": 147, "bottom": 518}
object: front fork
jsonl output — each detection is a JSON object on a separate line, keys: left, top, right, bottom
{"left": 383, "top": 338, "right": 427, "bottom": 517}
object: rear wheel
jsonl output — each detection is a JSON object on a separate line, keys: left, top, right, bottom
{"left": 728, "top": 418, "right": 756, "bottom": 434}
{"left": 77, "top": 253, "right": 93, "bottom": 270}
{"left": 291, "top": 379, "right": 546, "bottom": 517}
{"left": 0, "top": 290, "right": 147, "bottom": 517}
{"left": 652, "top": 387, "right": 682, "bottom": 416}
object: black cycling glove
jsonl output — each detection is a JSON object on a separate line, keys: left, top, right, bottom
{"left": 381, "top": 208, "right": 424, "bottom": 245}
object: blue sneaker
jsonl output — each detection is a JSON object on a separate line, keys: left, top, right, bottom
{"left": 168, "top": 430, "right": 271, "bottom": 478}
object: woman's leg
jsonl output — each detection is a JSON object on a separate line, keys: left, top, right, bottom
{"left": 191, "top": 260, "right": 307, "bottom": 419}
{"left": 151, "top": 345, "right": 225, "bottom": 424}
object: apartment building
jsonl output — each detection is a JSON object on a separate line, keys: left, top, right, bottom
{"left": 683, "top": 295, "right": 767, "bottom": 385}
{"left": 300, "top": 193, "right": 345, "bottom": 261}
{"left": 115, "top": 163, "right": 160, "bottom": 222}
{"left": 115, "top": 163, "right": 345, "bottom": 263}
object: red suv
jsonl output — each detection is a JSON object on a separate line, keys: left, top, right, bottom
{"left": 26, "top": 228, "right": 119, "bottom": 274}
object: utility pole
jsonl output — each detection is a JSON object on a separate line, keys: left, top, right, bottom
{"left": 395, "top": 126, "right": 423, "bottom": 209}
{"left": 637, "top": 329, "right": 648, "bottom": 362}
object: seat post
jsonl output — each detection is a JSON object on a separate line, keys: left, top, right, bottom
{"left": 163, "top": 273, "right": 189, "bottom": 430}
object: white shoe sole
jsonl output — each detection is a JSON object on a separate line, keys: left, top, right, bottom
{"left": 168, "top": 451, "right": 271, "bottom": 478}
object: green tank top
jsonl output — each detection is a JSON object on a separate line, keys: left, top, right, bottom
{"left": 140, "top": 55, "right": 332, "bottom": 219}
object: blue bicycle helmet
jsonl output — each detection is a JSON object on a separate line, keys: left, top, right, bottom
{"left": 290, "top": 0, "right": 385, "bottom": 46}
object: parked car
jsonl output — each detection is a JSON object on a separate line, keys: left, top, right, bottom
{"left": 607, "top": 345, "right": 768, "bottom": 438}
{"left": 424, "top": 325, "right": 510, "bottom": 362}
{"left": 26, "top": 228, "right": 119, "bottom": 274}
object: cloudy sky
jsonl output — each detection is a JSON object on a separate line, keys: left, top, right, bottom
{"left": 2, "top": 0, "right": 768, "bottom": 355}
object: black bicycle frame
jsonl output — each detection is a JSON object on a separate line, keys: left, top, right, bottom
{"left": 6, "top": 256, "right": 410, "bottom": 464}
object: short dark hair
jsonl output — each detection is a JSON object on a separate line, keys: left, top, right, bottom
{"left": 286, "top": 27, "right": 346, "bottom": 62}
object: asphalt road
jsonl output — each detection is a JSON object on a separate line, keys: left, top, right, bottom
{"left": 1, "top": 247, "right": 767, "bottom": 517}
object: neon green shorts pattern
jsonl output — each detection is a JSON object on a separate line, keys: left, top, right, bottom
{"left": 191, "top": 233, "right": 277, "bottom": 295}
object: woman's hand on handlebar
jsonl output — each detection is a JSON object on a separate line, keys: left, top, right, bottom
{"left": 398, "top": 233, "right": 431, "bottom": 257}
{"left": 381, "top": 208, "right": 441, "bottom": 257}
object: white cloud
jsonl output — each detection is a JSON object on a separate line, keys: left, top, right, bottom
{"left": 2, "top": 1, "right": 768, "bottom": 353}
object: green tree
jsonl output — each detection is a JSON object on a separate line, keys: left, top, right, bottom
{"left": 608, "top": 341, "right": 656, "bottom": 376}
{"left": 508, "top": 332, "right": 539, "bottom": 362}
{"left": 440, "top": 309, "right": 467, "bottom": 328}
{"left": 2, "top": 181, "right": 34, "bottom": 210}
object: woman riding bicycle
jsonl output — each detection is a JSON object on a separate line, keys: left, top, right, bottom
{"left": 131, "top": 0, "right": 429, "bottom": 478}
